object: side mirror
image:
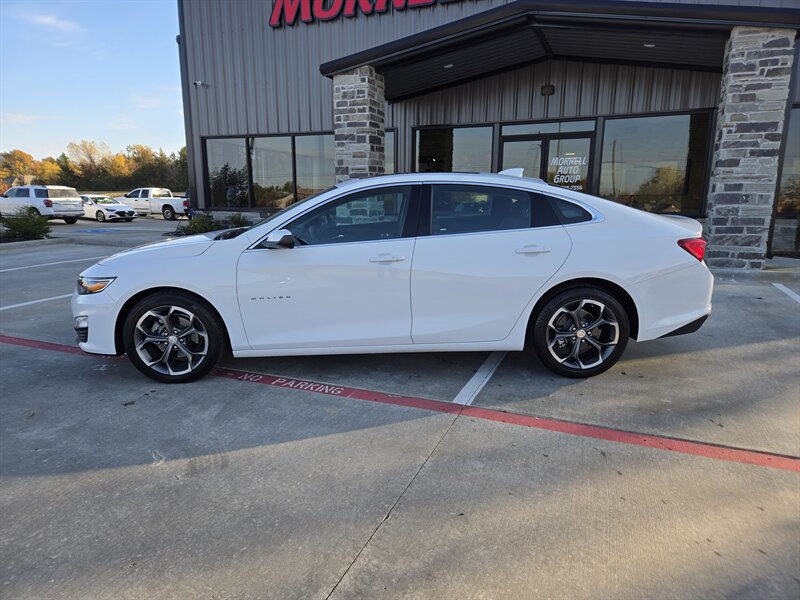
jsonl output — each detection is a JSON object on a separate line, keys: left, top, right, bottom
{"left": 263, "top": 228, "right": 296, "bottom": 249}
{"left": 124, "top": 193, "right": 130, "bottom": 198}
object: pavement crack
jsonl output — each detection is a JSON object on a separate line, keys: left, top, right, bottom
{"left": 325, "top": 406, "right": 464, "bottom": 599}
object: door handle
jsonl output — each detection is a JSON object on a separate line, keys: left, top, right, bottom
{"left": 515, "top": 245, "right": 551, "bottom": 255}
{"left": 369, "top": 254, "right": 406, "bottom": 263}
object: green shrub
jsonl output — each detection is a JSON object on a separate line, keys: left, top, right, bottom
{"left": 0, "top": 207, "right": 51, "bottom": 240}
{"left": 180, "top": 213, "right": 223, "bottom": 235}
{"left": 227, "top": 212, "right": 252, "bottom": 228}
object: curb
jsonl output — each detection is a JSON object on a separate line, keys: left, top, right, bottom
{"left": 0, "top": 237, "right": 72, "bottom": 251}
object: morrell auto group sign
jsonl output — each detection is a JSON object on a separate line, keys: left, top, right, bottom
{"left": 270, "top": 0, "right": 458, "bottom": 28}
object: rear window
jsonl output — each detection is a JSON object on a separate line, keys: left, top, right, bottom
{"left": 549, "top": 197, "right": 593, "bottom": 224}
{"left": 36, "top": 188, "right": 80, "bottom": 199}
{"left": 152, "top": 189, "right": 172, "bottom": 198}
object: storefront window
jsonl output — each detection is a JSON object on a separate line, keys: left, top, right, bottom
{"left": 295, "top": 134, "right": 335, "bottom": 200}
{"left": 385, "top": 130, "right": 396, "bottom": 175}
{"left": 502, "top": 120, "right": 594, "bottom": 137}
{"left": 206, "top": 138, "right": 249, "bottom": 208}
{"left": 777, "top": 107, "right": 799, "bottom": 215}
{"left": 416, "top": 126, "right": 492, "bottom": 173}
{"left": 250, "top": 136, "right": 294, "bottom": 213}
{"left": 599, "top": 113, "right": 711, "bottom": 215}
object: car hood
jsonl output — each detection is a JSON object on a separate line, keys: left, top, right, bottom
{"left": 97, "top": 234, "right": 214, "bottom": 267}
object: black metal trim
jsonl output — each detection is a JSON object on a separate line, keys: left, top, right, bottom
{"left": 176, "top": 0, "right": 197, "bottom": 207}
{"left": 659, "top": 314, "right": 709, "bottom": 338}
{"left": 320, "top": 0, "right": 800, "bottom": 77}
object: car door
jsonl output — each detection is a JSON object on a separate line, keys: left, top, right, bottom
{"left": 138, "top": 189, "right": 150, "bottom": 213}
{"left": 410, "top": 183, "right": 572, "bottom": 344}
{"left": 0, "top": 188, "right": 18, "bottom": 214}
{"left": 237, "top": 184, "right": 420, "bottom": 350}
{"left": 81, "top": 197, "right": 94, "bottom": 218}
{"left": 126, "top": 189, "right": 141, "bottom": 212}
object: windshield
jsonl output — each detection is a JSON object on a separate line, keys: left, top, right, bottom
{"left": 152, "top": 189, "right": 172, "bottom": 198}
{"left": 93, "top": 197, "right": 116, "bottom": 204}
{"left": 247, "top": 187, "right": 336, "bottom": 231}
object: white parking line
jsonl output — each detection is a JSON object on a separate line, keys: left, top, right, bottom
{"left": 452, "top": 351, "right": 507, "bottom": 406}
{"left": 0, "top": 256, "right": 107, "bottom": 273}
{"left": 773, "top": 283, "right": 800, "bottom": 304}
{"left": 0, "top": 294, "right": 73, "bottom": 311}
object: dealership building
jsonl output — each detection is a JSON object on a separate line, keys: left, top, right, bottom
{"left": 176, "top": 0, "right": 800, "bottom": 269}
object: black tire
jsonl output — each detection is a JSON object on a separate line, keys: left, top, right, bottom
{"left": 162, "top": 206, "right": 176, "bottom": 221}
{"left": 63, "top": 217, "right": 78, "bottom": 224}
{"left": 532, "top": 286, "right": 629, "bottom": 378}
{"left": 96, "top": 211, "right": 106, "bottom": 222}
{"left": 123, "top": 292, "right": 226, "bottom": 383}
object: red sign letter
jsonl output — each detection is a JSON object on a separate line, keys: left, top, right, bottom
{"left": 373, "top": 0, "right": 407, "bottom": 13}
{"left": 269, "top": 0, "right": 312, "bottom": 27}
{"left": 343, "top": 0, "right": 374, "bottom": 18}
{"left": 313, "top": 0, "right": 345, "bottom": 20}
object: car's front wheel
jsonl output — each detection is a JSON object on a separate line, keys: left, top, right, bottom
{"left": 532, "top": 287, "right": 629, "bottom": 378}
{"left": 123, "top": 292, "right": 226, "bottom": 383}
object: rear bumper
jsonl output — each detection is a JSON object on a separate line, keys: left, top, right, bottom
{"left": 658, "top": 314, "right": 709, "bottom": 338}
{"left": 631, "top": 261, "right": 714, "bottom": 342}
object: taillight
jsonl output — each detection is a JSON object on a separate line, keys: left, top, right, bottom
{"left": 183, "top": 200, "right": 188, "bottom": 208}
{"left": 678, "top": 237, "right": 706, "bottom": 262}
{"left": 43, "top": 199, "right": 53, "bottom": 208}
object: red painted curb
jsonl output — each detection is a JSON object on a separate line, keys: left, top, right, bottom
{"left": 1, "top": 333, "right": 798, "bottom": 472}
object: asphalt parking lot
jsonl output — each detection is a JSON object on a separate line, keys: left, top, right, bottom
{"left": 1, "top": 221, "right": 798, "bottom": 599}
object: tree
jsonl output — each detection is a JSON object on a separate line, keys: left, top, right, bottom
{"left": 0, "top": 150, "right": 35, "bottom": 181}
{"left": 31, "top": 157, "right": 62, "bottom": 184}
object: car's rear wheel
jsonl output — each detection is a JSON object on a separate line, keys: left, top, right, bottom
{"left": 63, "top": 217, "right": 78, "bottom": 224}
{"left": 96, "top": 211, "right": 106, "bottom": 222}
{"left": 532, "top": 287, "right": 629, "bottom": 378}
{"left": 123, "top": 292, "right": 225, "bottom": 383}
{"left": 162, "top": 206, "right": 176, "bottom": 220}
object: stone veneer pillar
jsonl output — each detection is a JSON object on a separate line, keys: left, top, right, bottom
{"left": 705, "top": 27, "right": 796, "bottom": 270}
{"left": 332, "top": 66, "right": 386, "bottom": 183}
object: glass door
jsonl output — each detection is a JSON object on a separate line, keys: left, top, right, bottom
{"left": 545, "top": 136, "right": 592, "bottom": 193}
{"left": 500, "top": 126, "right": 595, "bottom": 194}
{"left": 500, "top": 139, "right": 543, "bottom": 179}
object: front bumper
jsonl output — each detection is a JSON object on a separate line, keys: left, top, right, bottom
{"left": 71, "top": 290, "right": 122, "bottom": 355}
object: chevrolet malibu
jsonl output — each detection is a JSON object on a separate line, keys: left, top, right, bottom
{"left": 72, "top": 172, "right": 713, "bottom": 383}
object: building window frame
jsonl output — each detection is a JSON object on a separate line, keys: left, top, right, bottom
{"left": 202, "top": 131, "right": 335, "bottom": 212}
{"left": 411, "top": 123, "right": 495, "bottom": 174}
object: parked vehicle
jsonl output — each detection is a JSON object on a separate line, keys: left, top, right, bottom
{"left": 73, "top": 171, "right": 713, "bottom": 383}
{"left": 115, "top": 188, "right": 188, "bottom": 220}
{"left": 80, "top": 195, "right": 137, "bottom": 222}
{"left": 0, "top": 185, "right": 84, "bottom": 223}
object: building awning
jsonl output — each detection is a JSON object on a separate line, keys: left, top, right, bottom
{"left": 320, "top": 0, "right": 800, "bottom": 101}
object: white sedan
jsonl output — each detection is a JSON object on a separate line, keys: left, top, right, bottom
{"left": 72, "top": 172, "right": 713, "bottom": 383}
{"left": 80, "top": 195, "right": 137, "bottom": 222}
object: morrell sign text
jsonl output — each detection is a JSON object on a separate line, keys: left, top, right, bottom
{"left": 270, "top": 0, "right": 454, "bottom": 28}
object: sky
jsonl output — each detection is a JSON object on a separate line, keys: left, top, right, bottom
{"left": 0, "top": 0, "right": 184, "bottom": 159}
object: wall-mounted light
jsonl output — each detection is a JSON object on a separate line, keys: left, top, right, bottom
{"left": 193, "top": 81, "right": 207, "bottom": 88}
{"left": 643, "top": 43, "right": 656, "bottom": 48}
{"left": 443, "top": 63, "right": 454, "bottom": 69}
{"left": 541, "top": 84, "right": 555, "bottom": 96}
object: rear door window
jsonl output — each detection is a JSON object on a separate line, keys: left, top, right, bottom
{"left": 429, "top": 184, "right": 558, "bottom": 235}
{"left": 141, "top": 189, "right": 150, "bottom": 198}
{"left": 35, "top": 189, "right": 49, "bottom": 198}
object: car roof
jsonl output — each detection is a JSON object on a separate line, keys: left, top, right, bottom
{"left": 334, "top": 172, "right": 550, "bottom": 191}
{"left": 19, "top": 185, "right": 77, "bottom": 189}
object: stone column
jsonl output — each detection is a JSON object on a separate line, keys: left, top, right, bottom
{"left": 705, "top": 27, "right": 796, "bottom": 270}
{"left": 332, "top": 66, "right": 386, "bottom": 183}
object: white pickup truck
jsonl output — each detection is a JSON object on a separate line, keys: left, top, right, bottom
{"left": 115, "top": 188, "right": 188, "bottom": 220}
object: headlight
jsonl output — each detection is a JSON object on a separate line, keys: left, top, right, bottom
{"left": 77, "top": 276, "right": 116, "bottom": 295}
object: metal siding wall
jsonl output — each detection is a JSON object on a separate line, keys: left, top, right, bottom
{"left": 181, "top": 0, "right": 795, "bottom": 205}
{"left": 387, "top": 61, "right": 722, "bottom": 171}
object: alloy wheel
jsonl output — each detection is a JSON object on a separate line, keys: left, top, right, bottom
{"left": 133, "top": 305, "right": 209, "bottom": 376}
{"left": 546, "top": 299, "right": 620, "bottom": 370}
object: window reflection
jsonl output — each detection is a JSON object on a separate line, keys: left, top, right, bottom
{"left": 295, "top": 135, "right": 335, "bottom": 201}
{"left": 250, "top": 136, "right": 294, "bottom": 214}
{"left": 416, "top": 127, "right": 492, "bottom": 173}
{"left": 777, "top": 107, "right": 799, "bottom": 215}
{"left": 599, "top": 113, "right": 710, "bottom": 215}
{"left": 206, "top": 138, "right": 249, "bottom": 208}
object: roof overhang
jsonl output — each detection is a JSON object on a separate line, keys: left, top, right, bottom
{"left": 320, "top": 0, "right": 800, "bottom": 102}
